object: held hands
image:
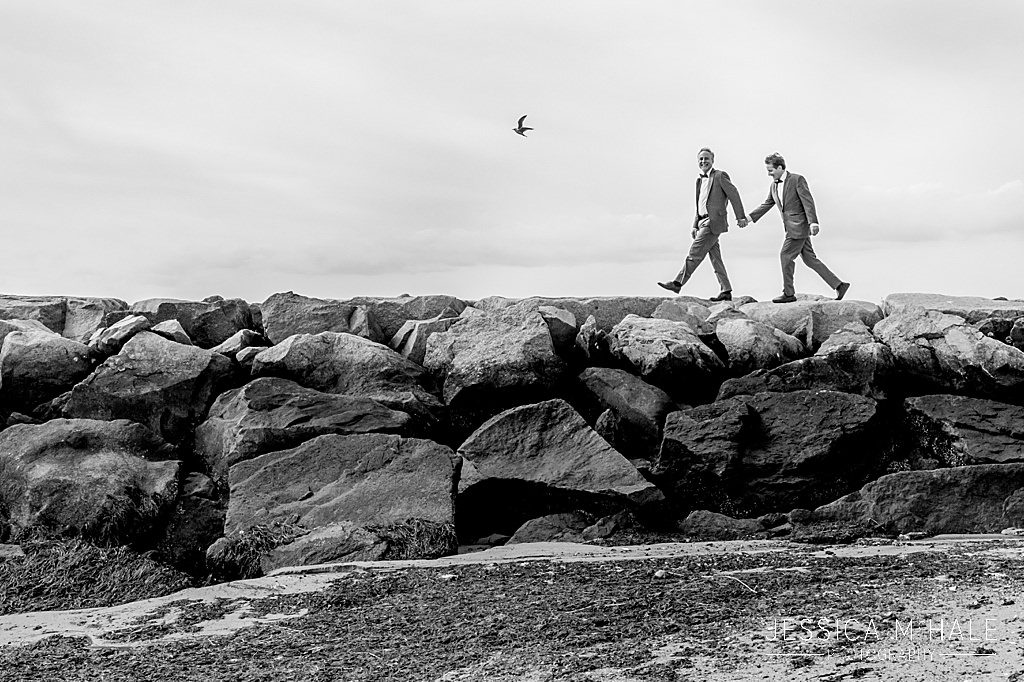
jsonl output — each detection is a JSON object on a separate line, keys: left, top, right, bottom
{"left": 737, "top": 217, "right": 749, "bottom": 228}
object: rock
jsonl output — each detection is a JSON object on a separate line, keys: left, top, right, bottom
{"left": 423, "top": 311, "right": 566, "bottom": 437}
{"left": 0, "top": 331, "right": 94, "bottom": 409}
{"left": 210, "top": 329, "right": 269, "bottom": 356}
{"left": 194, "top": 377, "right": 413, "bottom": 483}
{"left": 808, "top": 463, "right": 1024, "bottom": 535}
{"left": 873, "top": 308, "right": 1024, "bottom": 400}
{"left": 64, "top": 331, "right": 234, "bottom": 445}
{"left": 0, "top": 295, "right": 66, "bottom": 334}
{"left": 341, "top": 295, "right": 468, "bottom": 341}
{"left": 63, "top": 297, "right": 129, "bottom": 343}
{"left": 235, "top": 346, "right": 267, "bottom": 368}
{"left": 456, "top": 399, "right": 663, "bottom": 540}
{"left": 389, "top": 312, "right": 460, "bottom": 366}
{"left": 713, "top": 318, "right": 803, "bottom": 374}
{"left": 155, "top": 472, "right": 225, "bottom": 574}
{"left": 0, "top": 418, "right": 179, "bottom": 544}
{"left": 150, "top": 320, "right": 193, "bottom": 345}
{"left": 678, "top": 509, "right": 763, "bottom": 540}
{"left": 651, "top": 300, "right": 709, "bottom": 332}
{"left": 258, "top": 523, "right": 389, "bottom": 573}
{"left": 506, "top": 512, "right": 591, "bottom": 544}
{"left": 129, "top": 297, "right": 254, "bottom": 348}
{"left": 88, "top": 315, "right": 153, "bottom": 355}
{"left": 882, "top": 293, "right": 1024, "bottom": 325}
{"left": 473, "top": 296, "right": 667, "bottom": 333}
{"left": 537, "top": 306, "right": 578, "bottom": 355}
{"left": 607, "top": 315, "right": 724, "bottom": 402}
{"left": 573, "top": 367, "right": 675, "bottom": 460}
{"left": 251, "top": 332, "right": 441, "bottom": 433}
{"left": 717, "top": 342, "right": 897, "bottom": 401}
{"left": 652, "top": 390, "right": 890, "bottom": 517}
{"left": 903, "top": 395, "right": 1024, "bottom": 466}
{"left": 259, "top": 292, "right": 384, "bottom": 345}
{"left": 575, "top": 315, "right": 612, "bottom": 365}
{"left": 739, "top": 299, "right": 884, "bottom": 352}
{"left": 814, "top": 321, "right": 875, "bottom": 355}
{"left": 0, "top": 319, "right": 54, "bottom": 348}
{"left": 224, "top": 433, "right": 458, "bottom": 538}
{"left": 1013, "top": 319, "right": 1024, "bottom": 350}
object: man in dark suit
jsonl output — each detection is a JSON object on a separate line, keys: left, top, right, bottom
{"left": 658, "top": 147, "right": 748, "bottom": 301}
{"left": 749, "top": 153, "right": 850, "bottom": 303}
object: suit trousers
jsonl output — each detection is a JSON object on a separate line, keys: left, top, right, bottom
{"left": 780, "top": 236, "right": 841, "bottom": 296}
{"left": 675, "top": 225, "right": 731, "bottom": 292}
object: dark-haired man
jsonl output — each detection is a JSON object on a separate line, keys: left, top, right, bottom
{"left": 749, "top": 153, "right": 850, "bottom": 303}
{"left": 658, "top": 147, "right": 748, "bottom": 301}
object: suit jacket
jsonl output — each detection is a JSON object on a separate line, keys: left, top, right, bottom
{"left": 749, "top": 172, "right": 819, "bottom": 239}
{"left": 694, "top": 169, "right": 745, "bottom": 235}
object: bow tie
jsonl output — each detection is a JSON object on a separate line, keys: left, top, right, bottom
{"left": 774, "top": 179, "right": 783, "bottom": 184}
{"left": 700, "top": 174, "right": 709, "bottom": 178}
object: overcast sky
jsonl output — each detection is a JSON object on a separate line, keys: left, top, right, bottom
{"left": 2, "top": 1, "right": 1021, "bottom": 306}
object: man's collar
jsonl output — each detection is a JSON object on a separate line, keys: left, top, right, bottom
{"left": 775, "top": 170, "right": 789, "bottom": 183}
{"left": 701, "top": 168, "right": 714, "bottom": 178}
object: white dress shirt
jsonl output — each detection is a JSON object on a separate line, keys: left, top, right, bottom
{"left": 698, "top": 168, "right": 712, "bottom": 216}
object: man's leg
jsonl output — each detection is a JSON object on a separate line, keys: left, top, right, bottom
{"left": 707, "top": 238, "right": 732, "bottom": 293}
{"left": 779, "top": 237, "right": 803, "bottom": 296}
{"left": 799, "top": 239, "right": 842, "bottom": 289}
{"left": 674, "top": 226, "right": 720, "bottom": 286}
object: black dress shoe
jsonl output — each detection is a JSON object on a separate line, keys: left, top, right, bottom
{"left": 657, "top": 280, "right": 682, "bottom": 294}
{"left": 772, "top": 294, "right": 797, "bottom": 303}
{"left": 835, "top": 282, "right": 850, "bottom": 300}
{"left": 709, "top": 290, "right": 732, "bottom": 302}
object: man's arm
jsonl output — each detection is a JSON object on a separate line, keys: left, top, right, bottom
{"left": 796, "top": 175, "right": 819, "bottom": 226}
{"left": 749, "top": 190, "right": 775, "bottom": 223}
{"left": 719, "top": 171, "right": 748, "bottom": 226}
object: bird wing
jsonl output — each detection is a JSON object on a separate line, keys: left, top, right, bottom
{"left": 517, "top": 115, "right": 528, "bottom": 127}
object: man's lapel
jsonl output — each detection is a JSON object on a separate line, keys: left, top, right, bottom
{"left": 781, "top": 173, "right": 791, "bottom": 207}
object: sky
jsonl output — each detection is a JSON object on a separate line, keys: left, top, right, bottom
{"left": 1, "top": 1, "right": 1022, "bottom": 306}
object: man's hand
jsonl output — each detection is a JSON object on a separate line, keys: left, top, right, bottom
{"left": 810, "top": 223, "right": 820, "bottom": 236}
{"left": 737, "top": 217, "right": 749, "bottom": 228}
{"left": 698, "top": 218, "right": 710, "bottom": 229}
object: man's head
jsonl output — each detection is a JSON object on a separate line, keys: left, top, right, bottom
{"left": 697, "top": 148, "right": 714, "bottom": 175}
{"left": 765, "top": 153, "right": 786, "bottom": 181}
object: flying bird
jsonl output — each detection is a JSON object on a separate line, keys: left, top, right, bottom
{"left": 513, "top": 115, "right": 532, "bottom": 137}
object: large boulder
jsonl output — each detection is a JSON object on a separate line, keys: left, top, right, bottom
{"left": 0, "top": 419, "right": 179, "bottom": 545}
{"left": 194, "top": 377, "right": 413, "bottom": 483}
{"left": 63, "top": 331, "right": 234, "bottom": 445}
{"left": 0, "top": 331, "right": 93, "bottom": 409}
{"left": 251, "top": 332, "right": 442, "bottom": 432}
{"left": 63, "top": 297, "right": 129, "bottom": 343}
{"left": 903, "top": 395, "right": 1024, "bottom": 466}
{"left": 473, "top": 296, "right": 667, "bottom": 333}
{"left": 224, "top": 433, "right": 458, "bottom": 545}
{"left": 129, "top": 297, "right": 254, "bottom": 348}
{"left": 259, "top": 292, "right": 383, "bottom": 345}
{"left": 88, "top": 315, "right": 153, "bottom": 355}
{"left": 340, "top": 295, "right": 467, "bottom": 342}
{"left": 423, "top": 311, "right": 566, "bottom": 437}
{"left": 717, "top": 328, "right": 897, "bottom": 401}
{"left": 651, "top": 390, "right": 890, "bottom": 517}
{"left": 882, "top": 293, "right": 1024, "bottom": 325}
{"left": 0, "top": 295, "right": 66, "bottom": 334}
{"left": 739, "top": 299, "right": 884, "bottom": 352}
{"left": 573, "top": 367, "right": 676, "bottom": 460}
{"left": 713, "top": 317, "right": 803, "bottom": 375}
{"left": 808, "top": 464, "right": 1024, "bottom": 535}
{"left": 873, "top": 308, "right": 1024, "bottom": 401}
{"left": 456, "top": 399, "right": 663, "bottom": 540}
{"left": 607, "top": 315, "right": 724, "bottom": 402}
